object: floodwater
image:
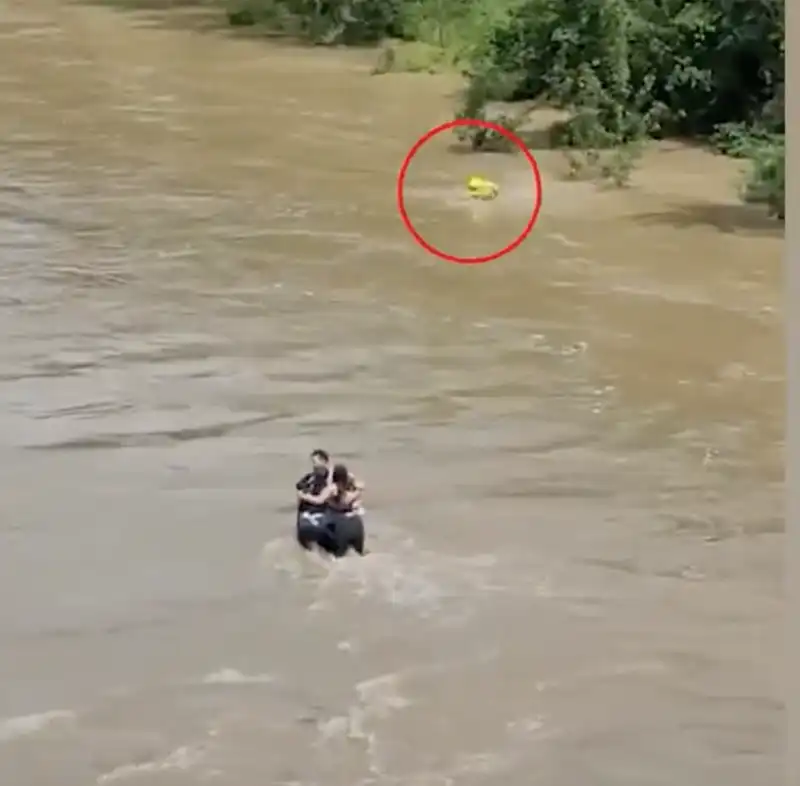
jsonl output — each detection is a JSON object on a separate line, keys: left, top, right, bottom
{"left": 0, "top": 2, "right": 785, "bottom": 784}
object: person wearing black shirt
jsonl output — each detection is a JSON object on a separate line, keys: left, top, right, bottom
{"left": 295, "top": 449, "right": 332, "bottom": 550}
{"left": 294, "top": 450, "right": 366, "bottom": 556}
{"left": 298, "top": 463, "right": 366, "bottom": 557}
{"left": 295, "top": 448, "right": 331, "bottom": 516}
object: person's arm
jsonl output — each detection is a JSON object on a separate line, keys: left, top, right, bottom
{"left": 345, "top": 488, "right": 364, "bottom": 515}
{"left": 352, "top": 475, "right": 365, "bottom": 502}
{"left": 296, "top": 473, "right": 313, "bottom": 502}
{"left": 299, "top": 483, "right": 334, "bottom": 506}
{"left": 295, "top": 472, "right": 313, "bottom": 491}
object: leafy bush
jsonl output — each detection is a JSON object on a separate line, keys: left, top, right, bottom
{"left": 221, "top": 0, "right": 785, "bottom": 208}
{"left": 463, "top": 0, "right": 783, "bottom": 135}
{"left": 743, "top": 136, "right": 784, "bottom": 218}
{"left": 452, "top": 0, "right": 783, "bottom": 198}
{"left": 225, "top": 0, "right": 406, "bottom": 44}
{"left": 223, "top": 0, "right": 512, "bottom": 50}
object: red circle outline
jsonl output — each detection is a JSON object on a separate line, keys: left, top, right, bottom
{"left": 396, "top": 118, "right": 543, "bottom": 265}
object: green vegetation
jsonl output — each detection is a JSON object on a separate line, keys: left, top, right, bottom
{"left": 224, "top": 0, "right": 517, "bottom": 63}
{"left": 712, "top": 121, "right": 785, "bottom": 218}
{"left": 742, "top": 135, "right": 784, "bottom": 219}
{"left": 452, "top": 0, "right": 785, "bottom": 204}
{"left": 222, "top": 0, "right": 783, "bottom": 214}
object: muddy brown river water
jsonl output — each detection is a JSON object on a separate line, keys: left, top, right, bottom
{"left": 0, "top": 2, "right": 786, "bottom": 784}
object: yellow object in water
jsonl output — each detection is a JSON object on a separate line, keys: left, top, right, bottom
{"left": 466, "top": 175, "right": 500, "bottom": 200}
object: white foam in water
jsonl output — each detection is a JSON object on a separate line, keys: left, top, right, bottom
{"left": 314, "top": 665, "right": 556, "bottom": 783}
{"left": 96, "top": 745, "right": 206, "bottom": 784}
{"left": 312, "top": 550, "right": 447, "bottom": 614}
{"left": 260, "top": 535, "right": 334, "bottom": 581}
{"left": 0, "top": 709, "right": 75, "bottom": 742}
{"left": 261, "top": 523, "right": 546, "bottom": 621}
{"left": 316, "top": 672, "right": 411, "bottom": 776}
{"left": 202, "top": 668, "right": 274, "bottom": 685}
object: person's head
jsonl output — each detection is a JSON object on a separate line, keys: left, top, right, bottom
{"left": 331, "top": 463, "right": 349, "bottom": 488}
{"left": 310, "top": 449, "right": 330, "bottom": 475}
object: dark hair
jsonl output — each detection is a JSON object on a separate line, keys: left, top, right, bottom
{"left": 331, "top": 463, "right": 349, "bottom": 486}
{"left": 310, "top": 449, "right": 330, "bottom": 463}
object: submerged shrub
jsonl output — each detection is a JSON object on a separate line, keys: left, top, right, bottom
{"left": 743, "top": 136, "right": 784, "bottom": 218}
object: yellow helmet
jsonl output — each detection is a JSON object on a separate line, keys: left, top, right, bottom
{"left": 466, "top": 175, "right": 499, "bottom": 199}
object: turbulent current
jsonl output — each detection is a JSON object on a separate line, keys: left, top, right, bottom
{"left": 0, "top": 2, "right": 784, "bottom": 784}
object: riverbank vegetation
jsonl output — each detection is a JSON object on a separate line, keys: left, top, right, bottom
{"left": 221, "top": 0, "right": 783, "bottom": 215}
{"left": 96, "top": 0, "right": 784, "bottom": 217}
{"left": 455, "top": 0, "right": 784, "bottom": 212}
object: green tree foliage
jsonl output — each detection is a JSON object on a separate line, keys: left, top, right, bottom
{"left": 225, "top": 0, "right": 403, "bottom": 44}
{"left": 224, "top": 0, "right": 480, "bottom": 46}
{"left": 456, "top": 0, "right": 783, "bottom": 203}
{"left": 466, "top": 0, "right": 783, "bottom": 136}
{"left": 223, "top": 0, "right": 784, "bottom": 211}
{"left": 743, "top": 135, "right": 785, "bottom": 218}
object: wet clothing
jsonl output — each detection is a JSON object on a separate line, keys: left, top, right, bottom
{"left": 327, "top": 484, "right": 356, "bottom": 514}
{"left": 295, "top": 469, "right": 329, "bottom": 515}
{"left": 294, "top": 468, "right": 366, "bottom": 557}
{"left": 326, "top": 511, "right": 365, "bottom": 557}
{"left": 295, "top": 509, "right": 327, "bottom": 550}
{"left": 296, "top": 509, "right": 365, "bottom": 557}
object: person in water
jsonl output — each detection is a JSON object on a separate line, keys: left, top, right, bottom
{"left": 295, "top": 449, "right": 364, "bottom": 513}
{"left": 295, "top": 449, "right": 331, "bottom": 553}
{"left": 296, "top": 462, "right": 366, "bottom": 557}
{"left": 295, "top": 448, "right": 331, "bottom": 518}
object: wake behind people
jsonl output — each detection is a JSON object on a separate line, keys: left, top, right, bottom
{"left": 295, "top": 449, "right": 366, "bottom": 557}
